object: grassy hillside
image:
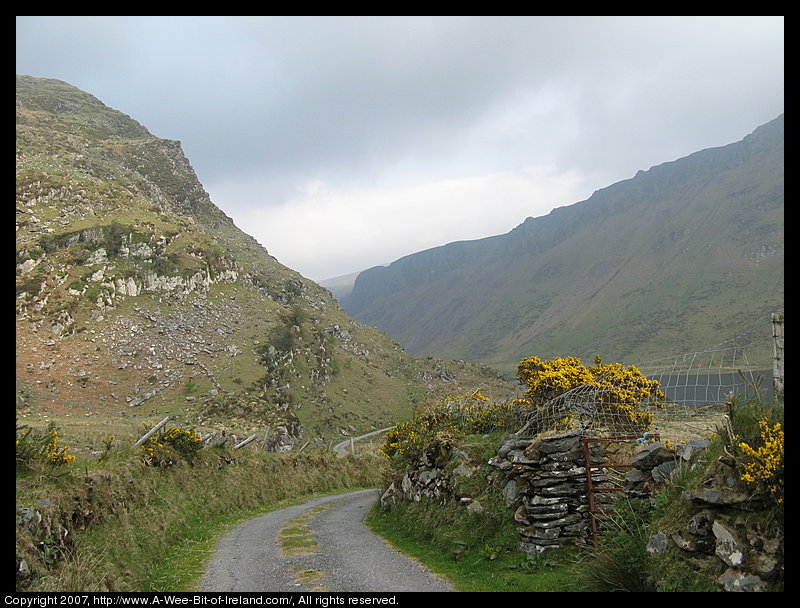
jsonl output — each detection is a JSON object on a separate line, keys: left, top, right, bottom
{"left": 342, "top": 115, "right": 784, "bottom": 374}
{"left": 16, "top": 74, "right": 518, "bottom": 450}
{"left": 16, "top": 426, "right": 389, "bottom": 591}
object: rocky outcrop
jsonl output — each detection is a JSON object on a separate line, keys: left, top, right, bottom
{"left": 17, "top": 75, "right": 523, "bottom": 447}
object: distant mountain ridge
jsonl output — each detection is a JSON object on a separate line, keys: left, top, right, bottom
{"left": 318, "top": 271, "right": 362, "bottom": 300}
{"left": 342, "top": 115, "right": 784, "bottom": 373}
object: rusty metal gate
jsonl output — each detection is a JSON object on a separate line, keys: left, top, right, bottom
{"left": 581, "top": 433, "right": 660, "bottom": 546}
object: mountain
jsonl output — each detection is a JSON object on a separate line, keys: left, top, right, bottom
{"left": 341, "top": 115, "right": 784, "bottom": 374}
{"left": 318, "top": 271, "right": 362, "bottom": 301}
{"left": 15, "top": 75, "right": 516, "bottom": 446}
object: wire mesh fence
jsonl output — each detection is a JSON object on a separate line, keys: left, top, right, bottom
{"left": 449, "top": 316, "right": 780, "bottom": 445}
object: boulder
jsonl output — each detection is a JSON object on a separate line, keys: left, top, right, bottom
{"left": 631, "top": 442, "right": 676, "bottom": 469}
{"left": 380, "top": 483, "right": 398, "bottom": 509}
{"left": 646, "top": 531, "right": 669, "bottom": 555}
{"left": 685, "top": 488, "right": 750, "bottom": 506}
{"left": 717, "top": 568, "right": 765, "bottom": 592}
{"left": 676, "top": 439, "right": 711, "bottom": 462}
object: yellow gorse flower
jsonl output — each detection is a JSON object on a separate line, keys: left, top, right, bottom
{"left": 140, "top": 424, "right": 204, "bottom": 466}
{"left": 738, "top": 420, "right": 784, "bottom": 503}
{"left": 515, "top": 355, "right": 663, "bottom": 434}
{"left": 382, "top": 355, "right": 665, "bottom": 461}
{"left": 40, "top": 427, "right": 76, "bottom": 465}
{"left": 380, "top": 391, "right": 520, "bottom": 460}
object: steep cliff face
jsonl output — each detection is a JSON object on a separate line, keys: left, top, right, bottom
{"left": 342, "top": 115, "right": 784, "bottom": 372}
{"left": 16, "top": 75, "right": 516, "bottom": 443}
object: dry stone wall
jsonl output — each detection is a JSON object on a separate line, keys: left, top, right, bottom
{"left": 380, "top": 429, "right": 783, "bottom": 590}
{"left": 380, "top": 431, "right": 616, "bottom": 553}
{"left": 632, "top": 439, "right": 783, "bottom": 591}
{"left": 487, "top": 431, "right": 612, "bottom": 553}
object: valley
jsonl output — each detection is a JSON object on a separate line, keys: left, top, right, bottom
{"left": 15, "top": 75, "right": 783, "bottom": 594}
{"left": 340, "top": 115, "right": 784, "bottom": 374}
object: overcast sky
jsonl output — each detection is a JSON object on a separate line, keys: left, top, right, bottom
{"left": 16, "top": 16, "right": 784, "bottom": 280}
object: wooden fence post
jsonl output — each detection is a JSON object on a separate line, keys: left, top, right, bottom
{"left": 134, "top": 416, "right": 171, "bottom": 447}
{"left": 772, "top": 313, "right": 784, "bottom": 399}
{"left": 234, "top": 434, "right": 258, "bottom": 449}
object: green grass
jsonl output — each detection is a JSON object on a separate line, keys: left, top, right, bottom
{"left": 363, "top": 396, "right": 784, "bottom": 592}
{"left": 18, "top": 397, "right": 783, "bottom": 592}
{"left": 363, "top": 429, "right": 582, "bottom": 591}
{"left": 365, "top": 500, "right": 580, "bottom": 592}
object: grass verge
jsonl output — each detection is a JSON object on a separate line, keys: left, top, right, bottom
{"left": 148, "top": 489, "right": 361, "bottom": 591}
{"left": 16, "top": 440, "right": 386, "bottom": 592}
{"left": 365, "top": 429, "right": 581, "bottom": 592}
{"left": 365, "top": 499, "right": 580, "bottom": 592}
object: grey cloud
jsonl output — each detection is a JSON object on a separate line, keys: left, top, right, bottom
{"left": 16, "top": 16, "right": 784, "bottom": 193}
{"left": 16, "top": 16, "right": 784, "bottom": 277}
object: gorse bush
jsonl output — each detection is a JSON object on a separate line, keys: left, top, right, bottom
{"left": 728, "top": 398, "right": 784, "bottom": 505}
{"left": 139, "top": 423, "right": 204, "bottom": 467}
{"left": 447, "top": 392, "right": 524, "bottom": 434}
{"left": 381, "top": 391, "right": 522, "bottom": 462}
{"left": 737, "top": 419, "right": 784, "bottom": 504}
{"left": 382, "top": 355, "right": 665, "bottom": 463}
{"left": 16, "top": 422, "right": 76, "bottom": 470}
{"left": 515, "top": 355, "right": 664, "bottom": 435}
{"left": 516, "top": 356, "right": 594, "bottom": 405}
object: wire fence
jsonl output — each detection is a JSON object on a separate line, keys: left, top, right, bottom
{"left": 509, "top": 377, "right": 731, "bottom": 444}
{"left": 627, "top": 317, "right": 778, "bottom": 443}
{"left": 634, "top": 317, "right": 776, "bottom": 406}
{"left": 448, "top": 314, "right": 782, "bottom": 445}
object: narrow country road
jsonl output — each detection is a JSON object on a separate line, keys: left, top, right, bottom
{"left": 200, "top": 489, "right": 455, "bottom": 593}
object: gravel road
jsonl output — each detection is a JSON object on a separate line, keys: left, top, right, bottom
{"left": 200, "top": 489, "right": 455, "bottom": 593}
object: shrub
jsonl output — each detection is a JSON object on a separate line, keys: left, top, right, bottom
{"left": 516, "top": 356, "right": 594, "bottom": 406}
{"left": 446, "top": 391, "right": 526, "bottom": 434}
{"left": 267, "top": 324, "right": 298, "bottom": 354}
{"left": 728, "top": 399, "right": 784, "bottom": 506}
{"left": 380, "top": 391, "right": 521, "bottom": 462}
{"left": 515, "top": 355, "right": 664, "bottom": 435}
{"left": 737, "top": 419, "right": 784, "bottom": 504}
{"left": 16, "top": 423, "right": 76, "bottom": 470}
{"left": 139, "top": 423, "right": 204, "bottom": 467}
{"left": 102, "top": 221, "right": 128, "bottom": 255}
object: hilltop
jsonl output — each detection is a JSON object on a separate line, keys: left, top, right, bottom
{"left": 15, "top": 75, "right": 516, "bottom": 447}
